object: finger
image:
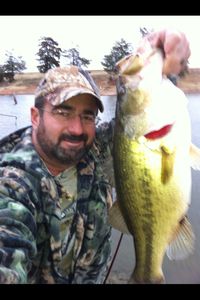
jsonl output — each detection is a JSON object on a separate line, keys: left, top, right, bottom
{"left": 164, "top": 31, "right": 191, "bottom": 59}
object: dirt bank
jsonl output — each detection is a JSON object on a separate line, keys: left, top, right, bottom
{"left": 0, "top": 69, "right": 200, "bottom": 95}
{"left": 0, "top": 71, "right": 116, "bottom": 96}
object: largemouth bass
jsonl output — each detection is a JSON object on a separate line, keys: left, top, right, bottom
{"left": 109, "top": 47, "right": 200, "bottom": 284}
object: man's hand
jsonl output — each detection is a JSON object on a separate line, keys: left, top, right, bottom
{"left": 137, "top": 29, "right": 191, "bottom": 76}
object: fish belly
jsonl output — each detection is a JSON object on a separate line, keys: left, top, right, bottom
{"left": 113, "top": 132, "right": 190, "bottom": 283}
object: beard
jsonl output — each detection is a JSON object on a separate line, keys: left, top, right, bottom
{"left": 36, "top": 121, "right": 93, "bottom": 166}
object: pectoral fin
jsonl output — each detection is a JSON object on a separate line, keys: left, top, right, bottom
{"left": 166, "top": 216, "right": 195, "bottom": 260}
{"left": 161, "top": 144, "right": 175, "bottom": 184}
{"left": 108, "top": 200, "right": 131, "bottom": 235}
{"left": 190, "top": 143, "right": 200, "bottom": 170}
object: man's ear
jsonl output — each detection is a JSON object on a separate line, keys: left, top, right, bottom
{"left": 31, "top": 107, "right": 40, "bottom": 129}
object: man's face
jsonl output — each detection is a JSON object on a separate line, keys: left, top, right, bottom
{"left": 32, "top": 94, "right": 98, "bottom": 168}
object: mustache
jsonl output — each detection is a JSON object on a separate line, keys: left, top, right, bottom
{"left": 59, "top": 133, "right": 88, "bottom": 143}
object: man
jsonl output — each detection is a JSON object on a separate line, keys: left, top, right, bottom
{"left": 0, "top": 66, "right": 113, "bottom": 284}
{"left": 0, "top": 29, "right": 190, "bottom": 284}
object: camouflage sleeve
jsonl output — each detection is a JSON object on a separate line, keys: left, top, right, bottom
{"left": 0, "top": 167, "right": 37, "bottom": 284}
{"left": 95, "top": 119, "right": 115, "bottom": 157}
{"left": 70, "top": 181, "right": 112, "bottom": 284}
{"left": 71, "top": 227, "right": 112, "bottom": 284}
{"left": 94, "top": 119, "right": 115, "bottom": 187}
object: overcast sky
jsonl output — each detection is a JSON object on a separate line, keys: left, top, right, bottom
{"left": 0, "top": 15, "right": 200, "bottom": 71}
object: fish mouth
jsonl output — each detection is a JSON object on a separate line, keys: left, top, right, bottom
{"left": 144, "top": 124, "right": 173, "bottom": 140}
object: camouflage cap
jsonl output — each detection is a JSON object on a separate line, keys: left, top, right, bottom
{"left": 35, "top": 66, "right": 104, "bottom": 112}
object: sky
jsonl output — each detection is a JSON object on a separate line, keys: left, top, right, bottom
{"left": 0, "top": 15, "right": 200, "bottom": 72}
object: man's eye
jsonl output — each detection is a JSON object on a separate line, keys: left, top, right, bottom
{"left": 62, "top": 112, "right": 70, "bottom": 117}
{"left": 82, "top": 114, "right": 95, "bottom": 121}
{"left": 57, "top": 110, "right": 70, "bottom": 117}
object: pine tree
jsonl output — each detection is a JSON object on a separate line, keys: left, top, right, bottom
{"left": 36, "top": 37, "right": 62, "bottom": 73}
{"left": 101, "top": 38, "right": 133, "bottom": 74}
{"left": 3, "top": 51, "right": 26, "bottom": 82}
{"left": 62, "top": 48, "right": 91, "bottom": 68}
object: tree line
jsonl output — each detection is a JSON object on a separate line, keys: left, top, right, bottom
{"left": 0, "top": 27, "right": 151, "bottom": 83}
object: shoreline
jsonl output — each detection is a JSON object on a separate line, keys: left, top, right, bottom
{"left": 0, "top": 69, "right": 200, "bottom": 96}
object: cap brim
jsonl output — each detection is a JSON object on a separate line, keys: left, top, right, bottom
{"left": 51, "top": 87, "right": 104, "bottom": 113}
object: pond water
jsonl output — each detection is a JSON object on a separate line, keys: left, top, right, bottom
{"left": 0, "top": 94, "right": 117, "bottom": 139}
{"left": 0, "top": 95, "right": 34, "bottom": 139}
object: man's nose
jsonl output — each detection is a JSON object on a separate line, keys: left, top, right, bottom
{"left": 67, "top": 115, "right": 85, "bottom": 135}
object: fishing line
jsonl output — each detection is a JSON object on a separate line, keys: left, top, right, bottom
{"left": 103, "top": 232, "right": 123, "bottom": 284}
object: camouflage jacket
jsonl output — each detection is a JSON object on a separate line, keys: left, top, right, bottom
{"left": 0, "top": 122, "right": 114, "bottom": 284}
